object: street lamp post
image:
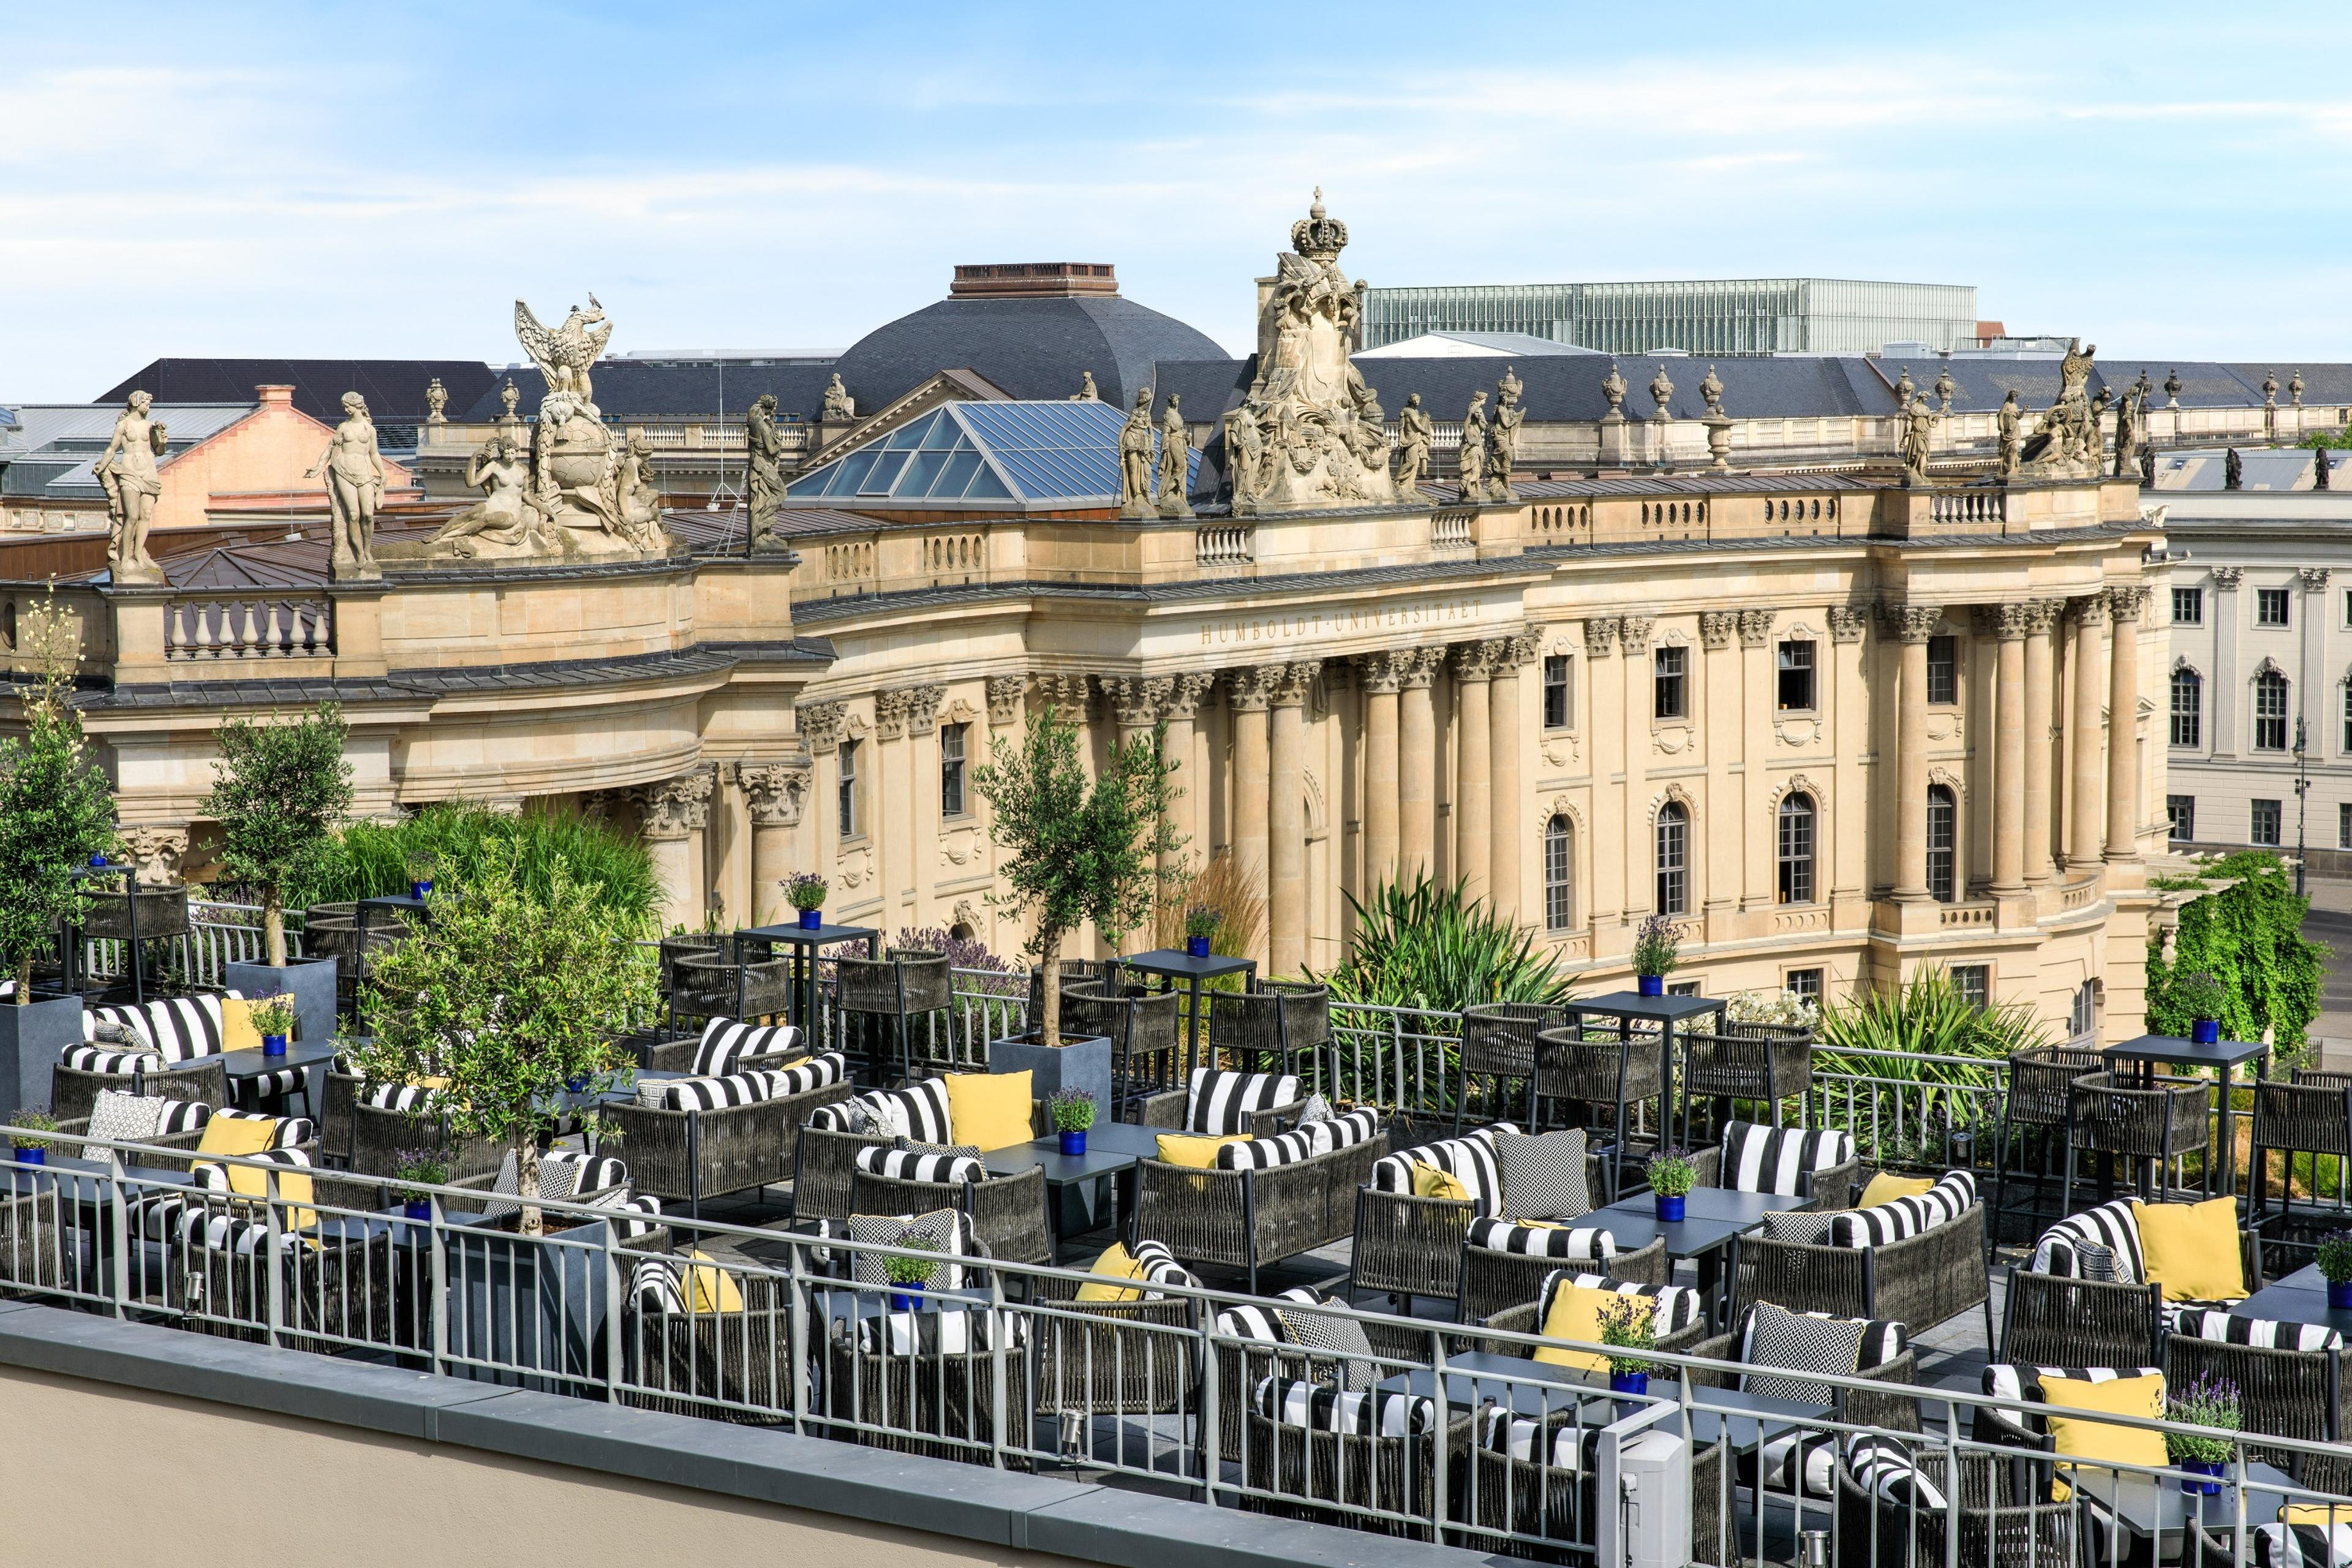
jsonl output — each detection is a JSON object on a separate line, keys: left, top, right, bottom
{"left": 2293, "top": 716, "right": 2311, "bottom": 898}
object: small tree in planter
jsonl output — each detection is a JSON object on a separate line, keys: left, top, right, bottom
{"left": 343, "top": 843, "right": 655, "bottom": 1236}
{"left": 971, "top": 707, "right": 1180, "bottom": 1048}
{"left": 0, "top": 590, "right": 117, "bottom": 1003}
{"left": 2318, "top": 1230, "right": 2352, "bottom": 1309}
{"left": 202, "top": 701, "right": 353, "bottom": 968}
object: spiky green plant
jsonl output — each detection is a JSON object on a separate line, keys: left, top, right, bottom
{"left": 290, "top": 803, "right": 662, "bottom": 933}
{"left": 1316, "top": 875, "right": 1571, "bottom": 1013}
{"left": 1815, "top": 966, "right": 2051, "bottom": 1158}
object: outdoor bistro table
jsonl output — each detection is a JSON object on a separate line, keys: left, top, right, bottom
{"left": 1583, "top": 1186, "right": 1808, "bottom": 1330}
{"left": 2100, "top": 1033, "right": 2270, "bottom": 1200}
{"left": 737, "top": 922, "right": 878, "bottom": 1044}
{"left": 2234, "top": 1264, "right": 2352, "bottom": 1338}
{"left": 1371, "top": 1352, "right": 1829, "bottom": 1455}
{"left": 979, "top": 1120, "right": 1161, "bottom": 1254}
{"left": 1559, "top": 990, "right": 1727, "bottom": 1170}
{"left": 2086, "top": 1458, "right": 2299, "bottom": 1563}
{"left": 1118, "top": 949, "right": 1257, "bottom": 1082}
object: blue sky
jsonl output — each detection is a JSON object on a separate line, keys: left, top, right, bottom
{"left": 6, "top": 2, "right": 2348, "bottom": 400}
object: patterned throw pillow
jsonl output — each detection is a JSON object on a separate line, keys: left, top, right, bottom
{"left": 1762, "top": 1208, "right": 1841, "bottom": 1245}
{"left": 79, "top": 1089, "right": 167, "bottom": 1161}
{"left": 2032, "top": 1198, "right": 2143, "bottom": 1283}
{"left": 1493, "top": 1128, "right": 1591, "bottom": 1221}
{"left": 1273, "top": 1286, "right": 1379, "bottom": 1390}
{"left": 1740, "top": 1301, "right": 1866, "bottom": 1404}
{"left": 843, "top": 1207, "right": 970, "bottom": 1287}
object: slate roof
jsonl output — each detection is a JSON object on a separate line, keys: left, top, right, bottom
{"left": 453, "top": 361, "right": 841, "bottom": 424}
{"left": 830, "top": 295, "right": 1230, "bottom": 414}
{"left": 95, "top": 360, "right": 498, "bottom": 425}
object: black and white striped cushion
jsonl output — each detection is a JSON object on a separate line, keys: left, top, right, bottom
{"left": 856, "top": 1305, "right": 1025, "bottom": 1356}
{"left": 2032, "top": 1199, "right": 2143, "bottom": 1283}
{"left": 62, "top": 1045, "right": 153, "bottom": 1076}
{"left": 856, "top": 1144, "right": 984, "bottom": 1184}
{"left": 771, "top": 1052, "right": 845, "bottom": 1097}
{"left": 1254, "top": 1377, "right": 1434, "bottom": 1438}
{"left": 231, "top": 1067, "right": 304, "bottom": 1107}
{"left": 1719, "top": 1122, "right": 1853, "bottom": 1196}
{"left": 873, "top": 1077, "right": 954, "bottom": 1144}
{"left": 691, "top": 1017, "right": 801, "bottom": 1076}
{"left": 156, "top": 1100, "right": 211, "bottom": 1136}
{"left": 2169, "top": 1307, "right": 2345, "bottom": 1352}
{"left": 1846, "top": 1434, "right": 1948, "bottom": 1510}
{"left": 588, "top": 1187, "right": 663, "bottom": 1238}
{"left": 1480, "top": 1408, "right": 1604, "bottom": 1469}
{"left": 1186, "top": 1068, "right": 1300, "bottom": 1134}
{"left": 657, "top": 1070, "right": 780, "bottom": 1112}
{"left": 1753, "top": 1427, "right": 1841, "bottom": 1499}
{"left": 805, "top": 1090, "right": 891, "bottom": 1134}
{"left": 1832, "top": 1171, "right": 1979, "bottom": 1247}
{"left": 2254, "top": 1522, "right": 2352, "bottom": 1568}
{"left": 209, "top": 1108, "right": 314, "bottom": 1148}
{"left": 1217, "top": 1127, "right": 1319, "bottom": 1170}
{"left": 1371, "top": 1126, "right": 1510, "bottom": 1212}
{"left": 1215, "top": 1301, "right": 1292, "bottom": 1343}
{"left": 630, "top": 1255, "right": 689, "bottom": 1314}
{"left": 132, "top": 995, "right": 239, "bottom": 1065}
{"left": 361, "top": 1082, "right": 442, "bottom": 1112}
{"left": 1468, "top": 1216, "right": 1616, "bottom": 1261}
{"left": 1980, "top": 1362, "right": 2160, "bottom": 1405}
{"left": 539, "top": 1151, "right": 628, "bottom": 1204}
{"left": 1539, "top": 1270, "right": 1705, "bottom": 1335}
{"left": 1131, "top": 1238, "right": 1196, "bottom": 1296}
{"left": 1306, "top": 1107, "right": 1381, "bottom": 1154}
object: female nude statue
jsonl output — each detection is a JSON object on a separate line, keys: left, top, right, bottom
{"left": 308, "top": 391, "right": 383, "bottom": 575}
{"left": 94, "top": 391, "right": 167, "bottom": 581}
{"left": 428, "top": 435, "right": 548, "bottom": 557}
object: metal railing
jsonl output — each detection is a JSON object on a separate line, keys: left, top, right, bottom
{"left": 4, "top": 1125, "right": 2346, "bottom": 1562}
{"left": 79, "top": 899, "right": 306, "bottom": 992}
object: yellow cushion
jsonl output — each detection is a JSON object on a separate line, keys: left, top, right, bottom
{"left": 196, "top": 1115, "right": 277, "bottom": 1161}
{"left": 1859, "top": 1172, "right": 1935, "bottom": 1208}
{"left": 195, "top": 1117, "right": 316, "bottom": 1232}
{"left": 1156, "top": 1133, "right": 1248, "bottom": 1168}
{"left": 1075, "top": 1241, "right": 1148, "bottom": 1303}
{"left": 222, "top": 993, "right": 298, "bottom": 1052}
{"left": 2283, "top": 1506, "right": 2352, "bottom": 1527}
{"left": 2040, "top": 1373, "right": 2167, "bottom": 1494}
{"left": 2134, "top": 1196, "right": 2247, "bottom": 1303}
{"left": 685, "top": 1248, "right": 745, "bottom": 1314}
{"left": 1412, "top": 1163, "right": 1472, "bottom": 1202}
{"left": 944, "top": 1070, "right": 1035, "bottom": 1152}
{"left": 1533, "top": 1283, "right": 1653, "bottom": 1373}
{"left": 410, "top": 1074, "right": 451, "bottom": 1092}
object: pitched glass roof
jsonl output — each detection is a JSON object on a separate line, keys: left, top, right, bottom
{"left": 785, "top": 399, "right": 1199, "bottom": 508}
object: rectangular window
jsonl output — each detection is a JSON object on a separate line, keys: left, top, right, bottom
{"left": 1776, "top": 639, "right": 1816, "bottom": 711}
{"left": 1925, "top": 635, "right": 1958, "bottom": 704}
{"left": 2343, "top": 587, "right": 2352, "bottom": 628}
{"left": 1666, "top": 980, "right": 1701, "bottom": 998}
{"left": 2170, "top": 673, "right": 2201, "bottom": 748}
{"left": 2341, "top": 802, "right": 2352, "bottom": 850}
{"left": 1776, "top": 801, "right": 1814, "bottom": 904}
{"left": 1784, "top": 968, "right": 1823, "bottom": 1006}
{"left": 2173, "top": 587, "right": 2203, "bottom": 625}
{"left": 1653, "top": 645, "right": 1687, "bottom": 721}
{"left": 940, "top": 722, "right": 968, "bottom": 818}
{"left": 1656, "top": 813, "right": 1687, "bottom": 916}
{"left": 2255, "top": 677, "right": 2290, "bottom": 752}
{"left": 2069, "top": 981, "right": 2096, "bottom": 1040}
{"left": 1952, "top": 964, "right": 1990, "bottom": 1011}
{"left": 2343, "top": 681, "right": 2352, "bottom": 754}
{"left": 2251, "top": 797, "right": 2282, "bottom": 846}
{"left": 1926, "top": 790, "right": 1956, "bottom": 902}
{"left": 838, "top": 739, "right": 860, "bottom": 839}
{"left": 1542, "top": 654, "right": 1572, "bottom": 729}
{"left": 2258, "top": 587, "right": 2291, "bottom": 627}
{"left": 2168, "top": 794, "right": 2195, "bottom": 842}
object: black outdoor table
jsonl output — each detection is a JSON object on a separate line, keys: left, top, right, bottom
{"left": 1372, "top": 1352, "right": 1828, "bottom": 1454}
{"left": 2101, "top": 1033, "right": 2270, "bottom": 1199}
{"left": 1560, "top": 991, "right": 1726, "bottom": 1159}
{"left": 1119, "top": 949, "right": 1257, "bottom": 1084}
{"left": 2234, "top": 1267, "right": 2352, "bottom": 1336}
{"left": 217, "top": 1039, "right": 340, "bottom": 1121}
{"left": 1585, "top": 1186, "right": 1809, "bottom": 1330}
{"left": 980, "top": 1122, "right": 1161, "bottom": 1253}
{"left": 737, "top": 922, "right": 878, "bottom": 1045}
{"left": 2078, "top": 1458, "right": 2299, "bottom": 1567}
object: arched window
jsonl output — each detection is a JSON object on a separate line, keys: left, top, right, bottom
{"left": 1656, "top": 802, "right": 1689, "bottom": 916}
{"left": 2253, "top": 669, "right": 2290, "bottom": 751}
{"left": 2169, "top": 667, "right": 2203, "bottom": 748}
{"left": 1544, "top": 815, "right": 1575, "bottom": 931}
{"left": 1926, "top": 785, "right": 1957, "bottom": 902}
{"left": 1776, "top": 793, "right": 1816, "bottom": 905}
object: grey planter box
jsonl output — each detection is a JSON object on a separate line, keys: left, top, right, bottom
{"left": 443, "top": 1217, "right": 620, "bottom": 1392}
{"left": 0, "top": 995, "right": 86, "bottom": 1121}
{"left": 986, "top": 1030, "right": 1113, "bottom": 1123}
{"left": 227, "top": 956, "right": 339, "bottom": 1113}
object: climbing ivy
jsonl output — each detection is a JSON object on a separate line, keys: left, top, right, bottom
{"left": 2144, "top": 851, "right": 2328, "bottom": 1051}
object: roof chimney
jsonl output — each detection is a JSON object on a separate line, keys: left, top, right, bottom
{"left": 951, "top": 263, "right": 1118, "bottom": 300}
{"left": 256, "top": 385, "right": 295, "bottom": 407}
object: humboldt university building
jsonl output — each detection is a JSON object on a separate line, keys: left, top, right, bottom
{"left": 11, "top": 198, "right": 2179, "bottom": 1043}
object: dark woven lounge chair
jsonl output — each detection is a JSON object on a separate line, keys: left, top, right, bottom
{"left": 2248, "top": 1073, "right": 2352, "bottom": 1276}
{"left": 1725, "top": 1194, "right": 1990, "bottom": 1340}
{"left": 622, "top": 1270, "right": 794, "bottom": 1427}
{"left": 837, "top": 948, "right": 954, "bottom": 1082}
{"left": 1061, "top": 984, "right": 1182, "bottom": 1112}
{"left": 1132, "top": 1124, "right": 1388, "bottom": 1292}
{"left": 2061, "top": 1071, "right": 2209, "bottom": 1209}
{"left": 849, "top": 1163, "right": 1053, "bottom": 1270}
{"left": 1239, "top": 1402, "right": 1475, "bottom": 1542}
{"left": 1030, "top": 1268, "right": 1198, "bottom": 1420}
{"left": 1210, "top": 981, "right": 1330, "bottom": 1078}
{"left": 605, "top": 1073, "right": 854, "bottom": 1216}
{"left": 1832, "top": 1446, "right": 2076, "bottom": 1568}
{"left": 1454, "top": 1236, "right": 1671, "bottom": 1327}
{"left": 1351, "top": 1137, "right": 1615, "bottom": 1313}
{"left": 1678, "top": 1022, "right": 1815, "bottom": 1139}
{"left": 2166, "top": 1329, "right": 2352, "bottom": 1494}
{"left": 1996, "top": 1265, "right": 2165, "bottom": 1371}
{"left": 1455, "top": 1003, "right": 1563, "bottom": 1134}
{"left": 1989, "top": 1045, "right": 2103, "bottom": 1246}
{"left": 1532, "top": 1023, "right": 1667, "bottom": 1196}
{"left": 1464, "top": 1404, "right": 1727, "bottom": 1564}
{"left": 50, "top": 1056, "right": 225, "bottom": 1128}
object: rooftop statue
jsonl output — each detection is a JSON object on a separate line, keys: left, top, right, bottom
{"left": 514, "top": 296, "right": 613, "bottom": 416}
{"left": 309, "top": 391, "right": 383, "bottom": 578}
{"left": 1648, "top": 363, "right": 1675, "bottom": 420}
{"left": 1232, "top": 189, "right": 1398, "bottom": 513}
{"left": 424, "top": 377, "right": 448, "bottom": 424}
{"left": 1899, "top": 395, "right": 1934, "bottom": 488}
{"left": 1074, "top": 371, "right": 1098, "bottom": 401}
{"left": 1156, "top": 394, "right": 1194, "bottom": 519}
{"left": 2017, "top": 338, "right": 2101, "bottom": 479}
{"left": 2113, "top": 379, "right": 2142, "bottom": 478}
{"left": 1458, "top": 390, "right": 1490, "bottom": 502}
{"left": 1488, "top": 368, "right": 1523, "bottom": 502}
{"left": 1996, "top": 388, "right": 2022, "bottom": 477}
{"left": 94, "top": 391, "right": 167, "bottom": 584}
{"left": 429, "top": 434, "right": 554, "bottom": 559}
{"left": 823, "top": 373, "right": 855, "bottom": 423}
{"left": 1118, "top": 388, "right": 1156, "bottom": 518}
{"left": 1392, "top": 393, "right": 1432, "bottom": 491}
{"left": 1600, "top": 362, "right": 1627, "bottom": 419}
{"left": 745, "top": 393, "right": 787, "bottom": 546}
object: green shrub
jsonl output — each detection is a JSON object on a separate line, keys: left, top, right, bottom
{"left": 2145, "top": 851, "right": 2326, "bottom": 1052}
{"left": 290, "top": 803, "right": 661, "bottom": 934}
{"left": 1315, "top": 875, "right": 1570, "bottom": 1014}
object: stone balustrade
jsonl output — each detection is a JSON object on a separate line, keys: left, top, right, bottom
{"left": 164, "top": 594, "right": 334, "bottom": 660}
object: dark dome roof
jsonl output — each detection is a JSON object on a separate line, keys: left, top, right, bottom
{"left": 832, "top": 295, "right": 1232, "bottom": 413}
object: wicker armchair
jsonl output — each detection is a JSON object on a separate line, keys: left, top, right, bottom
{"left": 2165, "top": 1330, "right": 2352, "bottom": 1494}
{"left": 1210, "top": 981, "right": 1330, "bottom": 1077}
{"left": 837, "top": 948, "right": 953, "bottom": 1082}
{"left": 350, "top": 1101, "right": 505, "bottom": 1185}
{"left": 1132, "top": 1088, "right": 1307, "bottom": 1139}
{"left": 1686, "top": 1133, "right": 1859, "bottom": 1213}
{"left": 1028, "top": 1266, "right": 1199, "bottom": 1419}
{"left": 300, "top": 904, "right": 410, "bottom": 1023}
{"left": 1463, "top": 1403, "right": 1726, "bottom": 1566}
{"left": 633, "top": 1029, "right": 805, "bottom": 1077}
{"left": 1996, "top": 1265, "right": 2164, "bottom": 1371}
{"left": 849, "top": 1163, "right": 1052, "bottom": 1269}
{"left": 0, "top": 1185, "right": 67, "bottom": 1296}
{"left": 793, "top": 1096, "right": 1047, "bottom": 1223}
{"left": 1027, "top": 959, "right": 1115, "bottom": 1023}
{"left": 668, "top": 952, "right": 796, "bottom": 1029}
{"left": 51, "top": 1115, "right": 208, "bottom": 1170}
{"left": 2062, "top": 1071, "right": 2212, "bottom": 1210}
{"left": 821, "top": 1292, "right": 1018, "bottom": 1464}
{"left": 1351, "top": 1139, "right": 1614, "bottom": 1311}
{"left": 1679, "top": 1023, "right": 1815, "bottom": 1140}
{"left": 1686, "top": 1329, "right": 1922, "bottom": 1440}
{"left": 82, "top": 882, "right": 192, "bottom": 943}
{"left": 1455, "top": 1003, "right": 1564, "bottom": 1134}
{"left": 605, "top": 1075, "right": 854, "bottom": 1217}
{"left": 50, "top": 1057, "right": 225, "bottom": 1128}
{"left": 622, "top": 1270, "right": 794, "bottom": 1427}
{"left": 1061, "top": 984, "right": 1182, "bottom": 1112}
{"left": 1991, "top": 1046, "right": 2105, "bottom": 1246}
{"left": 1239, "top": 1403, "right": 1476, "bottom": 1542}
{"left": 1832, "top": 1446, "right": 2076, "bottom": 1568}
{"left": 2248, "top": 1074, "right": 2352, "bottom": 1275}
{"left": 1725, "top": 1199, "right": 1991, "bottom": 1340}
{"left": 1455, "top": 1237, "right": 1672, "bottom": 1327}
{"left": 1532, "top": 1025, "right": 1668, "bottom": 1197}
{"left": 1133, "top": 1128, "right": 1390, "bottom": 1293}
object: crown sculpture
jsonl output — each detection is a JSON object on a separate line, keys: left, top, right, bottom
{"left": 1221, "top": 190, "right": 1398, "bottom": 513}
{"left": 385, "top": 295, "right": 673, "bottom": 565}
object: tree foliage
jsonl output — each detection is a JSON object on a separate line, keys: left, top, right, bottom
{"left": 2145, "top": 851, "right": 2327, "bottom": 1052}
{"left": 1315, "top": 875, "right": 1571, "bottom": 1014}
{"left": 290, "top": 802, "right": 661, "bottom": 934}
{"left": 970, "top": 708, "right": 1180, "bottom": 1046}
{"left": 202, "top": 703, "right": 353, "bottom": 965}
{"left": 0, "top": 591, "right": 116, "bottom": 1001}
{"left": 342, "top": 843, "right": 655, "bottom": 1233}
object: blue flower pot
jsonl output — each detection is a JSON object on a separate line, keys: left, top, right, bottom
{"left": 1059, "top": 1129, "right": 1088, "bottom": 1156}
{"left": 2190, "top": 1018, "right": 2220, "bottom": 1046}
{"left": 2328, "top": 1280, "right": 2352, "bottom": 1310}
{"left": 262, "top": 1033, "right": 288, "bottom": 1058}
{"left": 2180, "top": 1460, "right": 2223, "bottom": 1494}
{"left": 403, "top": 1199, "right": 433, "bottom": 1222}
{"left": 891, "top": 1281, "right": 926, "bottom": 1312}
{"left": 1655, "top": 1193, "right": 1686, "bottom": 1223}
{"left": 410, "top": 880, "right": 433, "bottom": 901}
{"left": 1610, "top": 1371, "right": 1649, "bottom": 1396}
{"left": 89, "top": 854, "right": 107, "bottom": 869}
{"left": 12, "top": 1146, "right": 43, "bottom": 1167}
{"left": 1186, "top": 935, "right": 1212, "bottom": 958}
{"left": 799, "top": 908, "right": 823, "bottom": 931}
{"left": 1637, "top": 974, "right": 1664, "bottom": 998}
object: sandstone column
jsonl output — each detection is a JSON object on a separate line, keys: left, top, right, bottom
{"left": 2105, "top": 586, "right": 2146, "bottom": 862}
{"left": 1268, "top": 662, "right": 1317, "bottom": 975}
{"left": 639, "top": 771, "right": 715, "bottom": 930}
{"left": 739, "top": 761, "right": 812, "bottom": 925}
{"left": 1101, "top": 674, "right": 1173, "bottom": 949}
{"left": 1160, "top": 673, "right": 1214, "bottom": 877}
{"left": 981, "top": 678, "right": 1023, "bottom": 949}
{"left": 1451, "top": 642, "right": 1496, "bottom": 902}
{"left": 1488, "top": 631, "right": 1536, "bottom": 924}
{"left": 903, "top": 684, "right": 944, "bottom": 927}
{"left": 1989, "top": 603, "right": 2030, "bottom": 893}
{"left": 2209, "top": 568, "right": 2243, "bottom": 760}
{"left": 1398, "top": 648, "right": 1442, "bottom": 878}
{"left": 1583, "top": 617, "right": 1624, "bottom": 924}
{"left": 1889, "top": 604, "right": 1941, "bottom": 901}
{"left": 797, "top": 700, "right": 846, "bottom": 889}
{"left": 1354, "top": 652, "right": 1405, "bottom": 891}
{"left": 872, "top": 690, "right": 911, "bottom": 928}
{"left": 2022, "top": 601, "right": 2060, "bottom": 883}
{"left": 2067, "top": 595, "right": 2109, "bottom": 869}
{"left": 1227, "top": 667, "right": 1277, "bottom": 941}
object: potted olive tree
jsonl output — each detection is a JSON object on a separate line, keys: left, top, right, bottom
{"left": 0, "top": 592, "right": 118, "bottom": 1118}
{"left": 207, "top": 702, "right": 353, "bottom": 1055}
{"left": 971, "top": 707, "right": 1180, "bottom": 1113}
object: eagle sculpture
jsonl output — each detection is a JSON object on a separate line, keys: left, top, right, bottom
{"left": 514, "top": 295, "right": 616, "bottom": 412}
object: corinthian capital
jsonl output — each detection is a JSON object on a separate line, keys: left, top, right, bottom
{"left": 1164, "top": 670, "right": 1216, "bottom": 720}
{"left": 737, "top": 761, "right": 811, "bottom": 826}
{"left": 1400, "top": 646, "right": 1446, "bottom": 688}
{"left": 1450, "top": 641, "right": 1497, "bottom": 682}
{"left": 1099, "top": 674, "right": 1175, "bottom": 728}
{"left": 873, "top": 689, "right": 910, "bottom": 742}
{"left": 1885, "top": 603, "right": 1943, "bottom": 643}
{"left": 1699, "top": 611, "right": 1738, "bottom": 650}
{"left": 1354, "top": 650, "right": 1409, "bottom": 694}
{"left": 121, "top": 825, "right": 189, "bottom": 885}
{"left": 2070, "top": 593, "right": 2109, "bottom": 629}
{"left": 902, "top": 684, "right": 944, "bottom": 736}
{"left": 797, "top": 699, "right": 845, "bottom": 755}
{"left": 1825, "top": 605, "right": 1870, "bottom": 644}
{"left": 1736, "top": 608, "right": 1774, "bottom": 649}
{"left": 1583, "top": 616, "right": 1620, "bottom": 658}
{"left": 639, "top": 771, "right": 715, "bottom": 840}
{"left": 1033, "top": 673, "right": 1091, "bottom": 718}
{"left": 984, "top": 675, "right": 1025, "bottom": 726}
{"left": 1619, "top": 612, "right": 1656, "bottom": 650}
{"left": 2107, "top": 585, "right": 2149, "bottom": 623}
{"left": 1226, "top": 665, "right": 1279, "bottom": 712}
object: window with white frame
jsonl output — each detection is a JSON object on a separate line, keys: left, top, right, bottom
{"left": 2170, "top": 668, "right": 2202, "bottom": 748}
{"left": 1926, "top": 785, "right": 1958, "bottom": 902}
{"left": 2254, "top": 671, "right": 2290, "bottom": 751}
{"left": 1544, "top": 814, "right": 1574, "bottom": 930}
{"left": 1655, "top": 802, "right": 1689, "bottom": 915}
{"left": 838, "top": 739, "right": 861, "bottom": 839}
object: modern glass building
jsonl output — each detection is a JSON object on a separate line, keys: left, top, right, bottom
{"left": 1361, "top": 278, "right": 1978, "bottom": 356}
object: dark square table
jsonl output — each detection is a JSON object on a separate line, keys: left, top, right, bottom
{"left": 2235, "top": 1266, "right": 2352, "bottom": 1336}
{"left": 1586, "top": 1186, "right": 1809, "bottom": 1329}
{"left": 2081, "top": 1458, "right": 2299, "bottom": 1565}
{"left": 1372, "top": 1351, "right": 1828, "bottom": 1455}
{"left": 1119, "top": 949, "right": 1256, "bottom": 1083}
{"left": 217, "top": 1039, "right": 340, "bottom": 1120}
{"left": 981, "top": 1121, "right": 1162, "bottom": 1252}
{"left": 2101, "top": 1034, "right": 2270, "bottom": 1198}
{"left": 1561, "top": 991, "right": 1727, "bottom": 1181}
{"left": 737, "top": 922, "right": 878, "bottom": 1040}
